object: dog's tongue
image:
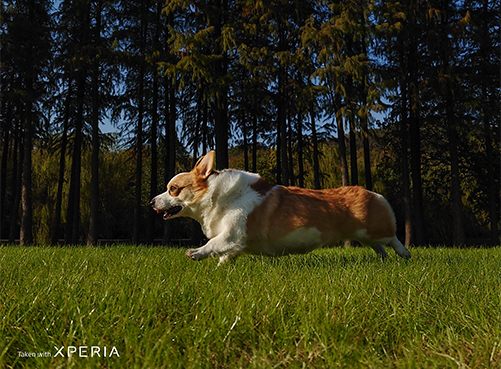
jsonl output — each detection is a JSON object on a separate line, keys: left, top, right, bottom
{"left": 156, "top": 210, "right": 162, "bottom": 214}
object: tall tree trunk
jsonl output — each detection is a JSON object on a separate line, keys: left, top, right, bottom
{"left": 20, "top": 95, "right": 33, "bottom": 245}
{"left": 214, "top": 103, "right": 229, "bottom": 170}
{"left": 66, "top": 71, "right": 86, "bottom": 244}
{"left": 193, "top": 88, "right": 202, "bottom": 163}
{"left": 479, "top": 0, "right": 498, "bottom": 245}
{"left": 287, "top": 114, "right": 294, "bottom": 186}
{"left": 51, "top": 79, "right": 71, "bottom": 245}
{"left": 361, "top": 122, "right": 372, "bottom": 190}
{"left": 335, "top": 95, "right": 349, "bottom": 187}
{"left": 297, "top": 109, "right": 304, "bottom": 188}
{"left": 9, "top": 125, "right": 21, "bottom": 243}
{"left": 448, "top": 121, "right": 465, "bottom": 245}
{"left": 483, "top": 108, "right": 498, "bottom": 245}
{"left": 310, "top": 106, "right": 320, "bottom": 190}
{"left": 147, "top": 0, "right": 162, "bottom": 238}
{"left": 0, "top": 123, "right": 9, "bottom": 240}
{"left": 409, "top": 36, "right": 425, "bottom": 245}
{"left": 132, "top": 64, "right": 144, "bottom": 245}
{"left": 440, "top": 3, "right": 464, "bottom": 246}
{"left": 400, "top": 64, "right": 413, "bottom": 246}
{"left": 162, "top": 76, "right": 177, "bottom": 245}
{"left": 360, "top": 4, "right": 372, "bottom": 191}
{"left": 276, "top": 118, "right": 281, "bottom": 184}
{"left": 278, "top": 19, "right": 288, "bottom": 186}
{"left": 133, "top": 2, "right": 146, "bottom": 245}
{"left": 409, "top": 99, "right": 424, "bottom": 245}
{"left": 162, "top": 12, "right": 177, "bottom": 245}
{"left": 213, "top": 0, "right": 229, "bottom": 170}
{"left": 146, "top": 2, "right": 162, "bottom": 244}
{"left": 88, "top": 3, "right": 102, "bottom": 246}
{"left": 349, "top": 115, "right": 358, "bottom": 186}
{"left": 146, "top": 72, "right": 159, "bottom": 245}
{"left": 252, "top": 98, "right": 258, "bottom": 173}
{"left": 243, "top": 114, "right": 249, "bottom": 171}
{"left": 162, "top": 77, "right": 172, "bottom": 245}
{"left": 202, "top": 97, "right": 208, "bottom": 154}
{"left": 278, "top": 81, "right": 288, "bottom": 185}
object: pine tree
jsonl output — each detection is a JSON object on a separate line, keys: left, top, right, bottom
{"left": 423, "top": 1, "right": 481, "bottom": 245}
{"left": 88, "top": 0, "right": 103, "bottom": 245}
{"left": 164, "top": 0, "right": 236, "bottom": 170}
{"left": 1, "top": 0, "right": 53, "bottom": 244}
{"left": 465, "top": 0, "right": 500, "bottom": 244}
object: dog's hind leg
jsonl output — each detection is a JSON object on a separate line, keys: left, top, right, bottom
{"left": 388, "top": 237, "right": 411, "bottom": 259}
{"left": 370, "top": 244, "right": 388, "bottom": 259}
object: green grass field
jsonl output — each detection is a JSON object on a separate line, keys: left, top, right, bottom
{"left": 1, "top": 245, "right": 500, "bottom": 368}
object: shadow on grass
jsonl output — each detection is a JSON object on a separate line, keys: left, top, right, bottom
{"left": 240, "top": 247, "right": 396, "bottom": 270}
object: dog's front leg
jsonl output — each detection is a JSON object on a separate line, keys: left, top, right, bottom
{"left": 186, "top": 233, "right": 244, "bottom": 263}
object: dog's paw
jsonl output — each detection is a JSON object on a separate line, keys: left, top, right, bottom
{"left": 217, "top": 254, "right": 231, "bottom": 266}
{"left": 186, "top": 248, "right": 208, "bottom": 261}
{"left": 186, "top": 249, "right": 198, "bottom": 261}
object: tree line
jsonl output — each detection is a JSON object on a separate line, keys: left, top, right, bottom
{"left": 0, "top": 0, "right": 499, "bottom": 246}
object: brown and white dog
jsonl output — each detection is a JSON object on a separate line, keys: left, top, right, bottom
{"left": 150, "top": 151, "right": 411, "bottom": 265}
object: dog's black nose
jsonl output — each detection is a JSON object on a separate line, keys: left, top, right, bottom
{"left": 149, "top": 199, "right": 155, "bottom": 207}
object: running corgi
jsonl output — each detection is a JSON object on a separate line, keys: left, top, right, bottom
{"left": 150, "top": 151, "right": 411, "bottom": 264}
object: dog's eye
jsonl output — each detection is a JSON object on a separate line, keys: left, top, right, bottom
{"left": 170, "top": 185, "right": 177, "bottom": 193}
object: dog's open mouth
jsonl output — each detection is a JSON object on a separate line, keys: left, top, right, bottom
{"left": 157, "top": 205, "right": 183, "bottom": 220}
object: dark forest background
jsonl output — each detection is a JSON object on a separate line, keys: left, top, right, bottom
{"left": 0, "top": 0, "right": 499, "bottom": 246}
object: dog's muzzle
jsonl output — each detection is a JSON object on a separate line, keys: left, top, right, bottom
{"left": 160, "top": 205, "right": 183, "bottom": 220}
{"left": 150, "top": 199, "right": 183, "bottom": 220}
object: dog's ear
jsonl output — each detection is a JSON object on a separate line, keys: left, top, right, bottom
{"left": 194, "top": 150, "right": 215, "bottom": 179}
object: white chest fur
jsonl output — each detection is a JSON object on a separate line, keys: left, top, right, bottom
{"left": 197, "top": 170, "right": 264, "bottom": 240}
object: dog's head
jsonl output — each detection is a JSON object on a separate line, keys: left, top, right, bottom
{"left": 150, "top": 151, "right": 215, "bottom": 220}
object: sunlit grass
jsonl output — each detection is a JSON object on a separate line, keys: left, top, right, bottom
{"left": 1, "top": 245, "right": 500, "bottom": 368}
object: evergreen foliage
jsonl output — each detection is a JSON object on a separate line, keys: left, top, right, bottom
{"left": 0, "top": 0, "right": 499, "bottom": 245}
